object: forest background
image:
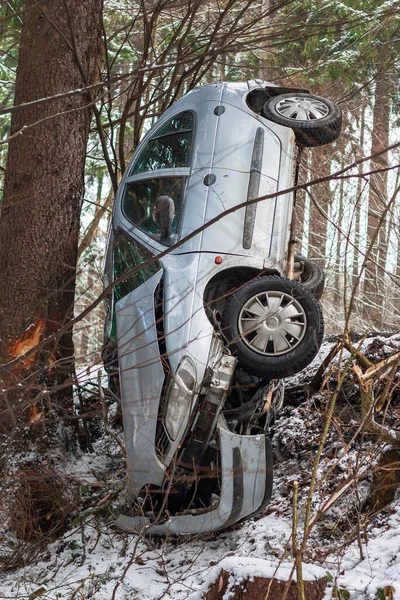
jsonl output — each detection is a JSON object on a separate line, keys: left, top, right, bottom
{"left": 1, "top": 0, "right": 400, "bottom": 585}
{"left": 1, "top": 0, "right": 399, "bottom": 365}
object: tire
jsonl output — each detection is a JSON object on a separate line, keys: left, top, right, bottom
{"left": 261, "top": 93, "right": 342, "bottom": 147}
{"left": 294, "top": 254, "right": 325, "bottom": 300}
{"left": 221, "top": 276, "right": 324, "bottom": 379}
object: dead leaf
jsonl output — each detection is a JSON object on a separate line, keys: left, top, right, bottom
{"left": 29, "top": 588, "right": 46, "bottom": 600}
{"left": 383, "top": 585, "right": 395, "bottom": 600}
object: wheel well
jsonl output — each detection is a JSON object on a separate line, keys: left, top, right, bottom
{"left": 246, "top": 86, "right": 309, "bottom": 115}
{"left": 203, "top": 266, "right": 279, "bottom": 326}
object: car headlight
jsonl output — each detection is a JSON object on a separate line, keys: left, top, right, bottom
{"left": 164, "top": 357, "right": 196, "bottom": 441}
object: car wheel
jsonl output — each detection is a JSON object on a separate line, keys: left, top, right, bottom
{"left": 261, "top": 93, "right": 342, "bottom": 147}
{"left": 294, "top": 254, "right": 325, "bottom": 299}
{"left": 222, "top": 276, "right": 324, "bottom": 379}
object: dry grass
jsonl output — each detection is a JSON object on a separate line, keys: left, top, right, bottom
{"left": 0, "top": 468, "right": 79, "bottom": 573}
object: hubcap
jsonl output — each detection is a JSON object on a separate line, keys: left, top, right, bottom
{"left": 275, "top": 97, "right": 329, "bottom": 121}
{"left": 238, "top": 291, "right": 307, "bottom": 356}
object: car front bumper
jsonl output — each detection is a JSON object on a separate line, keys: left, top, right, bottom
{"left": 115, "top": 421, "right": 273, "bottom": 535}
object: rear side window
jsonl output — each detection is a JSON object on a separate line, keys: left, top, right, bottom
{"left": 122, "top": 176, "right": 186, "bottom": 245}
{"left": 130, "top": 111, "right": 193, "bottom": 175}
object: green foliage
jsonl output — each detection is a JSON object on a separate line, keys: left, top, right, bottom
{"left": 3, "top": 0, "right": 398, "bottom": 193}
{"left": 272, "top": 0, "right": 400, "bottom": 91}
{"left": 80, "top": 484, "right": 90, "bottom": 496}
{"left": 0, "top": 1, "right": 21, "bottom": 184}
{"left": 0, "top": 0, "right": 23, "bottom": 36}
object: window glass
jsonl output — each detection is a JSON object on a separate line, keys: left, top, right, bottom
{"left": 122, "top": 176, "right": 185, "bottom": 246}
{"left": 130, "top": 111, "right": 193, "bottom": 175}
{"left": 113, "top": 230, "right": 161, "bottom": 303}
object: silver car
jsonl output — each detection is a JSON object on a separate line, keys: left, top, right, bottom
{"left": 103, "top": 80, "right": 341, "bottom": 534}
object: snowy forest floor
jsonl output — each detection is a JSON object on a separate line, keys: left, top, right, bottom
{"left": 1, "top": 334, "right": 400, "bottom": 600}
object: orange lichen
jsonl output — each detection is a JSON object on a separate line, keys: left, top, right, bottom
{"left": 9, "top": 320, "right": 45, "bottom": 363}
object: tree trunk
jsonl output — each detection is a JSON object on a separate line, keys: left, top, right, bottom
{"left": 0, "top": 0, "right": 102, "bottom": 540}
{"left": 363, "top": 69, "right": 391, "bottom": 328}
{"left": 333, "top": 158, "right": 345, "bottom": 306}
{"left": 353, "top": 104, "right": 366, "bottom": 291}
{"left": 293, "top": 150, "right": 309, "bottom": 253}
{"left": 307, "top": 146, "right": 332, "bottom": 269}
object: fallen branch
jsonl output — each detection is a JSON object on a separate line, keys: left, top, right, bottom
{"left": 308, "top": 340, "right": 343, "bottom": 393}
{"left": 353, "top": 364, "right": 400, "bottom": 445}
{"left": 361, "top": 352, "right": 400, "bottom": 383}
{"left": 343, "top": 334, "right": 373, "bottom": 370}
{"left": 308, "top": 464, "right": 370, "bottom": 530}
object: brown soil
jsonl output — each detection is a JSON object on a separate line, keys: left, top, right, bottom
{"left": 204, "top": 569, "right": 327, "bottom": 600}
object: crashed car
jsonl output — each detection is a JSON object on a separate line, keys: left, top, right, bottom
{"left": 102, "top": 80, "right": 341, "bottom": 534}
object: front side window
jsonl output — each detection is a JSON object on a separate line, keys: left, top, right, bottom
{"left": 122, "top": 176, "right": 186, "bottom": 246}
{"left": 113, "top": 230, "right": 161, "bottom": 303}
{"left": 130, "top": 111, "right": 193, "bottom": 175}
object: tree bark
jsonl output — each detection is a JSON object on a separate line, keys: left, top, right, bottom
{"left": 293, "top": 150, "right": 308, "bottom": 252}
{"left": 307, "top": 146, "right": 333, "bottom": 269}
{"left": 353, "top": 104, "right": 366, "bottom": 291}
{"left": 0, "top": 0, "right": 102, "bottom": 498}
{"left": 363, "top": 69, "right": 391, "bottom": 327}
{"left": 333, "top": 157, "right": 345, "bottom": 306}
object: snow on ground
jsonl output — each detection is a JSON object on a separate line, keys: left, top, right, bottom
{"left": 1, "top": 335, "right": 400, "bottom": 599}
{"left": 0, "top": 508, "right": 323, "bottom": 599}
{"left": 327, "top": 504, "right": 400, "bottom": 599}
{"left": 2, "top": 491, "right": 400, "bottom": 599}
